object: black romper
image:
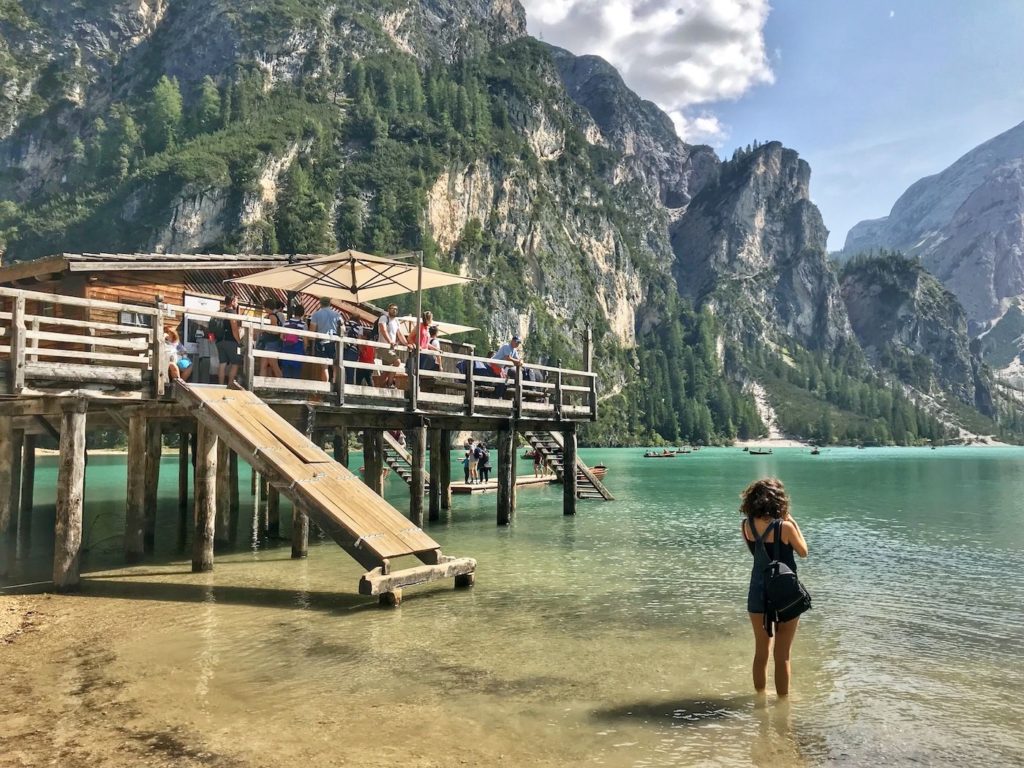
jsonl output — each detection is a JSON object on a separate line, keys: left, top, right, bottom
{"left": 744, "top": 518, "right": 798, "bottom": 614}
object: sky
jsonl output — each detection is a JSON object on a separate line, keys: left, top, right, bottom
{"left": 520, "top": 0, "right": 1024, "bottom": 250}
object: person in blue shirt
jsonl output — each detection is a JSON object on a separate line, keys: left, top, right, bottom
{"left": 490, "top": 334, "right": 523, "bottom": 397}
{"left": 309, "top": 297, "right": 343, "bottom": 383}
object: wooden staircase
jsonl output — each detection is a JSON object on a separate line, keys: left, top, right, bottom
{"left": 522, "top": 430, "right": 614, "bottom": 501}
{"left": 382, "top": 431, "right": 415, "bottom": 486}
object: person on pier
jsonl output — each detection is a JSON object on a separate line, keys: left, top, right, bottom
{"left": 490, "top": 334, "right": 523, "bottom": 398}
{"left": 465, "top": 438, "right": 479, "bottom": 484}
{"left": 310, "top": 296, "right": 343, "bottom": 384}
{"left": 280, "top": 304, "right": 307, "bottom": 379}
{"left": 475, "top": 441, "right": 490, "bottom": 484}
{"left": 213, "top": 294, "right": 242, "bottom": 385}
{"left": 740, "top": 478, "right": 809, "bottom": 697}
{"left": 258, "top": 298, "right": 285, "bottom": 378}
{"left": 377, "top": 303, "right": 407, "bottom": 388}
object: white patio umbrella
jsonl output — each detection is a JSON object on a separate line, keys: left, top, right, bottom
{"left": 228, "top": 250, "right": 472, "bottom": 303}
{"left": 398, "top": 316, "right": 478, "bottom": 338}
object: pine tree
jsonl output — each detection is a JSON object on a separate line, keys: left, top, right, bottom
{"left": 144, "top": 75, "right": 183, "bottom": 154}
{"left": 275, "top": 162, "right": 332, "bottom": 254}
{"left": 192, "top": 76, "right": 222, "bottom": 135}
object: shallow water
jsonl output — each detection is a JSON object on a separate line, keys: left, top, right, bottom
{"left": 3, "top": 447, "right": 1024, "bottom": 766}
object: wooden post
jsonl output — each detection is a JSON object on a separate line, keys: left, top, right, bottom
{"left": 150, "top": 313, "right": 166, "bottom": 398}
{"left": 241, "top": 326, "right": 255, "bottom": 390}
{"left": 7, "top": 429, "right": 24, "bottom": 540}
{"left": 334, "top": 338, "right": 346, "bottom": 406}
{"left": 10, "top": 295, "right": 25, "bottom": 395}
{"left": 428, "top": 428, "right": 442, "bottom": 522}
{"left": 19, "top": 433, "right": 36, "bottom": 546}
{"left": 465, "top": 359, "right": 476, "bottom": 415}
{"left": 291, "top": 501, "right": 309, "bottom": 559}
{"left": 228, "top": 450, "right": 240, "bottom": 542}
{"left": 440, "top": 429, "right": 452, "bottom": 511}
{"left": 215, "top": 438, "right": 231, "bottom": 546}
{"left": 363, "top": 429, "right": 384, "bottom": 495}
{"left": 193, "top": 424, "right": 217, "bottom": 572}
{"left": 267, "top": 484, "right": 280, "bottom": 538}
{"left": 0, "top": 416, "right": 11, "bottom": 537}
{"left": 143, "top": 421, "right": 162, "bottom": 552}
{"left": 563, "top": 425, "right": 578, "bottom": 516}
{"left": 583, "top": 325, "right": 597, "bottom": 420}
{"left": 554, "top": 370, "right": 564, "bottom": 420}
{"left": 177, "top": 431, "right": 189, "bottom": 550}
{"left": 511, "top": 430, "right": 518, "bottom": 511}
{"left": 497, "top": 427, "right": 514, "bottom": 526}
{"left": 333, "top": 427, "right": 349, "bottom": 467}
{"left": 514, "top": 368, "right": 523, "bottom": 417}
{"left": 28, "top": 317, "right": 38, "bottom": 363}
{"left": 124, "top": 414, "right": 147, "bottom": 562}
{"left": 53, "top": 399, "right": 88, "bottom": 591}
{"left": 409, "top": 424, "right": 426, "bottom": 527}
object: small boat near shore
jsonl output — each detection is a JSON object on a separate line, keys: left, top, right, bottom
{"left": 643, "top": 450, "right": 676, "bottom": 458}
{"left": 748, "top": 448, "right": 773, "bottom": 456}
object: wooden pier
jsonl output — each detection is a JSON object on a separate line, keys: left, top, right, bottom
{"left": 0, "top": 256, "right": 610, "bottom": 604}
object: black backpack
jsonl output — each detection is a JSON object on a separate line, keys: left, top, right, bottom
{"left": 755, "top": 518, "right": 812, "bottom": 636}
{"left": 208, "top": 316, "right": 229, "bottom": 342}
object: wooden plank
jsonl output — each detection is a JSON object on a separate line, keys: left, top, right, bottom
{"left": 215, "top": 437, "right": 231, "bottom": 545}
{"left": 253, "top": 376, "right": 331, "bottom": 395}
{"left": 53, "top": 399, "right": 88, "bottom": 591}
{"left": 24, "top": 313, "right": 152, "bottom": 335}
{"left": 409, "top": 426, "right": 426, "bottom": 528}
{"left": 0, "top": 417, "right": 10, "bottom": 535}
{"left": 26, "top": 329, "right": 149, "bottom": 351}
{"left": 143, "top": 421, "right": 162, "bottom": 551}
{"left": 23, "top": 347, "right": 150, "bottom": 367}
{"left": 193, "top": 423, "right": 217, "bottom": 572}
{"left": 358, "top": 557, "right": 476, "bottom": 596}
{"left": 124, "top": 415, "right": 147, "bottom": 562}
{"left": 10, "top": 296, "right": 25, "bottom": 394}
{"left": 24, "top": 362, "right": 145, "bottom": 385}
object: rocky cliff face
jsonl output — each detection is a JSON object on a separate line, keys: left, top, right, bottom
{"left": 843, "top": 120, "right": 1024, "bottom": 328}
{"left": 840, "top": 254, "right": 993, "bottom": 413}
{"left": 671, "top": 142, "right": 851, "bottom": 350}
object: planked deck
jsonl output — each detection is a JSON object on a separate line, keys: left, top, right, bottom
{"left": 450, "top": 475, "right": 555, "bottom": 495}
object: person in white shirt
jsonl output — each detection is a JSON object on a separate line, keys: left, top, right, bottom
{"left": 377, "top": 303, "right": 407, "bottom": 387}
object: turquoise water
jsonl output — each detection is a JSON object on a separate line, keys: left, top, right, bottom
{"left": 3, "top": 447, "right": 1023, "bottom": 765}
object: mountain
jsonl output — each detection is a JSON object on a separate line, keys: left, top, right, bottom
{"left": 0, "top": 0, "right": 1015, "bottom": 444}
{"left": 843, "top": 120, "right": 1024, "bottom": 330}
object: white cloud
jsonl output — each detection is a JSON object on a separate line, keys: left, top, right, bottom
{"left": 521, "top": 0, "right": 775, "bottom": 143}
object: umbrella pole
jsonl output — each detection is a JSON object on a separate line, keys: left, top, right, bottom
{"left": 410, "top": 251, "right": 424, "bottom": 411}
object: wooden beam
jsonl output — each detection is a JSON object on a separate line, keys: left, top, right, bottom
{"left": 53, "top": 398, "right": 88, "bottom": 591}
{"left": 409, "top": 425, "right": 426, "bottom": 528}
{"left": 7, "top": 429, "right": 24, "bottom": 540}
{"left": 428, "top": 428, "right": 442, "bottom": 522}
{"left": 124, "top": 415, "right": 147, "bottom": 563}
{"left": 228, "top": 450, "right": 240, "bottom": 543}
{"left": 332, "top": 426, "right": 349, "bottom": 467}
{"left": 215, "top": 438, "right": 231, "bottom": 546}
{"left": 363, "top": 429, "right": 384, "bottom": 495}
{"left": 563, "top": 425, "right": 578, "bottom": 516}
{"left": 177, "top": 432, "right": 190, "bottom": 550}
{"left": 358, "top": 557, "right": 477, "bottom": 596}
{"left": 143, "top": 421, "right": 162, "bottom": 552}
{"left": 192, "top": 423, "right": 217, "bottom": 572}
{"left": 267, "top": 481, "right": 280, "bottom": 539}
{"left": 19, "top": 433, "right": 36, "bottom": 547}
{"left": 10, "top": 295, "right": 25, "bottom": 394}
{"left": 497, "top": 427, "right": 514, "bottom": 526}
{"left": 440, "top": 429, "right": 452, "bottom": 511}
{"left": 0, "top": 416, "right": 10, "bottom": 536}
{"left": 291, "top": 501, "right": 309, "bottom": 559}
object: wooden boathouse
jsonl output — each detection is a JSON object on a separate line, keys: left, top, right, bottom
{"left": 0, "top": 253, "right": 612, "bottom": 604}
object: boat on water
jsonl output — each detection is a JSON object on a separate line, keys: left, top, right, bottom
{"left": 748, "top": 448, "right": 773, "bottom": 456}
{"left": 810, "top": 447, "right": 821, "bottom": 456}
{"left": 643, "top": 450, "right": 676, "bottom": 458}
{"left": 674, "top": 447, "right": 692, "bottom": 454}
{"left": 589, "top": 465, "right": 608, "bottom": 481}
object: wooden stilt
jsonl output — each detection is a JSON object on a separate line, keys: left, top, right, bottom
{"left": 53, "top": 399, "right": 88, "bottom": 591}
{"left": 192, "top": 423, "right": 217, "bottom": 572}
{"left": 228, "top": 450, "right": 240, "bottom": 542}
{"left": 510, "top": 430, "right": 518, "bottom": 512}
{"left": 0, "top": 416, "right": 11, "bottom": 537}
{"left": 497, "top": 427, "right": 514, "bottom": 526}
{"left": 19, "top": 433, "right": 36, "bottom": 548}
{"left": 410, "top": 425, "right": 426, "bottom": 527}
{"left": 250, "top": 462, "right": 258, "bottom": 495}
{"left": 440, "top": 429, "right": 452, "bottom": 511}
{"left": 291, "top": 502, "right": 309, "bottom": 559}
{"left": 143, "top": 421, "right": 162, "bottom": 552}
{"left": 363, "top": 429, "right": 384, "bottom": 495}
{"left": 333, "top": 426, "right": 349, "bottom": 467}
{"left": 215, "top": 438, "right": 231, "bottom": 546}
{"left": 124, "top": 414, "right": 147, "bottom": 563}
{"left": 428, "top": 428, "right": 442, "bottom": 522}
{"left": 267, "top": 483, "right": 280, "bottom": 539}
{"left": 563, "top": 425, "right": 578, "bottom": 516}
{"left": 6, "top": 429, "right": 24, "bottom": 540}
{"left": 177, "top": 432, "right": 189, "bottom": 549}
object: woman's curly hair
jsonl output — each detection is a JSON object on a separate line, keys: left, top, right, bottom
{"left": 740, "top": 477, "right": 790, "bottom": 520}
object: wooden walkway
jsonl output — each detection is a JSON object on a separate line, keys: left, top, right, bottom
{"left": 179, "top": 383, "right": 475, "bottom": 600}
{"left": 450, "top": 475, "right": 555, "bottom": 495}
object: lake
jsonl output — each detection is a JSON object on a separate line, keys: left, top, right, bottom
{"left": 2, "top": 446, "right": 1023, "bottom": 766}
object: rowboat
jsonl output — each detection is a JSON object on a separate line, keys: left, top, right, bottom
{"left": 748, "top": 448, "right": 773, "bottom": 456}
{"left": 643, "top": 451, "right": 676, "bottom": 458}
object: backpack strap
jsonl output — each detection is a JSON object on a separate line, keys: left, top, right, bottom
{"left": 772, "top": 519, "right": 783, "bottom": 562}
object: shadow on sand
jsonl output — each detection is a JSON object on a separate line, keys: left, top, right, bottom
{"left": 592, "top": 695, "right": 757, "bottom": 726}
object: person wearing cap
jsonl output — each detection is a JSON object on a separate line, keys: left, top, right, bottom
{"left": 309, "top": 296, "right": 343, "bottom": 383}
{"left": 377, "top": 303, "right": 407, "bottom": 388}
{"left": 490, "top": 334, "right": 523, "bottom": 398}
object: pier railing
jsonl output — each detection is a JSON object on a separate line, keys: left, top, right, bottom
{"left": 0, "top": 286, "right": 597, "bottom": 421}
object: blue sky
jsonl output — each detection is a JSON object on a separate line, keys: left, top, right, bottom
{"left": 523, "top": 0, "right": 1024, "bottom": 249}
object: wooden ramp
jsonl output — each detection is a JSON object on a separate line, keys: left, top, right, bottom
{"left": 523, "top": 430, "right": 615, "bottom": 501}
{"left": 176, "top": 383, "right": 475, "bottom": 600}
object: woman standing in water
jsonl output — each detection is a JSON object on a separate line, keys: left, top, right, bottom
{"left": 740, "top": 478, "right": 808, "bottom": 696}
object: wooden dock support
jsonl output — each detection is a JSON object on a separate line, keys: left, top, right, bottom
{"left": 440, "top": 429, "right": 452, "bottom": 510}
{"left": 177, "top": 432, "right": 189, "bottom": 549}
{"left": 19, "top": 433, "right": 36, "bottom": 547}
{"left": 333, "top": 427, "right": 349, "bottom": 467}
{"left": 228, "top": 450, "right": 240, "bottom": 542}
{"left": 5, "top": 428, "right": 24, "bottom": 541}
{"left": 215, "top": 438, "right": 231, "bottom": 546}
{"left": 291, "top": 501, "right": 309, "bottom": 559}
{"left": 410, "top": 425, "right": 426, "bottom": 527}
{"left": 0, "top": 415, "right": 11, "bottom": 537}
{"left": 497, "top": 426, "right": 515, "bottom": 526}
{"left": 267, "top": 484, "right": 280, "bottom": 538}
{"left": 125, "top": 414, "right": 147, "bottom": 563}
{"left": 428, "top": 428, "right": 442, "bottom": 522}
{"left": 563, "top": 425, "right": 578, "bottom": 516}
{"left": 363, "top": 429, "right": 384, "bottom": 495}
{"left": 53, "top": 399, "right": 87, "bottom": 591}
{"left": 143, "top": 422, "right": 162, "bottom": 551}
{"left": 193, "top": 423, "right": 217, "bottom": 572}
